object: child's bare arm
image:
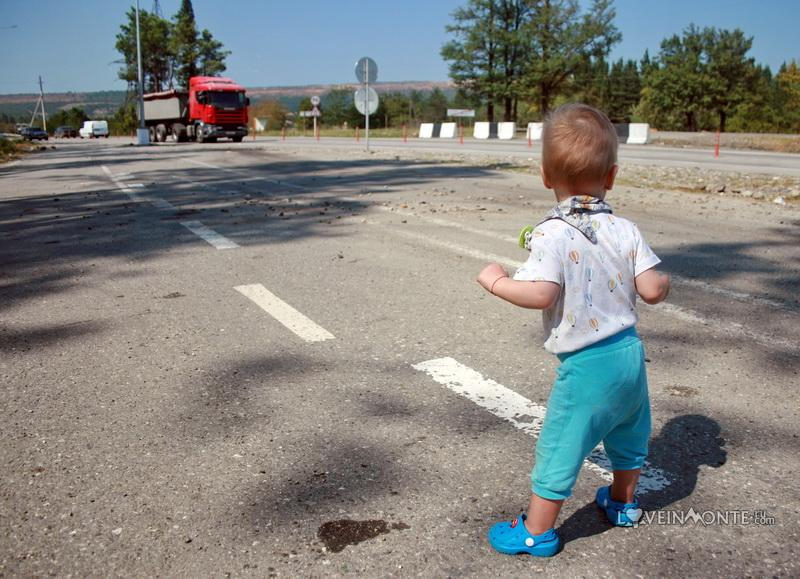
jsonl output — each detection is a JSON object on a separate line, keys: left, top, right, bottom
{"left": 477, "top": 263, "right": 560, "bottom": 310}
{"left": 635, "top": 268, "right": 671, "bottom": 304}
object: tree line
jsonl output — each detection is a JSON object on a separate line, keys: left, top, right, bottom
{"left": 439, "top": 0, "right": 800, "bottom": 133}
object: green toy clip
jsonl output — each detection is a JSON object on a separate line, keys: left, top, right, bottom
{"left": 518, "top": 225, "right": 534, "bottom": 250}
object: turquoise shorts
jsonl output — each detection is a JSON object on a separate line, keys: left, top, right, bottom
{"left": 531, "top": 327, "right": 651, "bottom": 500}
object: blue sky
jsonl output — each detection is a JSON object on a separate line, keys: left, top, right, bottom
{"left": 1, "top": 0, "right": 798, "bottom": 94}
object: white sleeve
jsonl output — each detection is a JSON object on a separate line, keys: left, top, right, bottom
{"left": 633, "top": 224, "right": 661, "bottom": 276}
{"left": 512, "top": 227, "right": 563, "bottom": 285}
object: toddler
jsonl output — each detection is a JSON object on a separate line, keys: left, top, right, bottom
{"left": 477, "top": 103, "right": 670, "bottom": 557}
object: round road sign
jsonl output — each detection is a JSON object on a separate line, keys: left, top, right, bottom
{"left": 354, "top": 87, "right": 379, "bottom": 115}
{"left": 355, "top": 57, "right": 378, "bottom": 84}
{"left": 310, "top": 95, "right": 320, "bottom": 106}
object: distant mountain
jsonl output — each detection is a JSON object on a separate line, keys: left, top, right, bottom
{"left": 0, "top": 81, "right": 454, "bottom": 121}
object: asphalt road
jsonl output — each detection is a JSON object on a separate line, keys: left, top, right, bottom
{"left": 1, "top": 137, "right": 798, "bottom": 577}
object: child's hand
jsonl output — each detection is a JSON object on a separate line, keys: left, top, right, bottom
{"left": 477, "top": 263, "right": 509, "bottom": 293}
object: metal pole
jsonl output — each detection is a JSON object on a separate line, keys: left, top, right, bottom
{"left": 135, "top": 0, "right": 148, "bottom": 144}
{"left": 365, "top": 60, "right": 369, "bottom": 152}
{"left": 39, "top": 76, "right": 47, "bottom": 132}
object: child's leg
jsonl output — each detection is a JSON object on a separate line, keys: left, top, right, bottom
{"left": 525, "top": 494, "right": 564, "bottom": 535}
{"left": 611, "top": 468, "right": 641, "bottom": 503}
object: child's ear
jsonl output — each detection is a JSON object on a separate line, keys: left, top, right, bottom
{"left": 604, "top": 164, "right": 619, "bottom": 191}
{"left": 541, "top": 165, "right": 553, "bottom": 189}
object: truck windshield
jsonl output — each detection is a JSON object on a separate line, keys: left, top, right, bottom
{"left": 206, "top": 91, "right": 246, "bottom": 109}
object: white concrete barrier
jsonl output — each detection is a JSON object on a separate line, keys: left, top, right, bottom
{"left": 627, "top": 123, "right": 650, "bottom": 144}
{"left": 419, "top": 123, "right": 434, "bottom": 138}
{"left": 498, "top": 122, "right": 516, "bottom": 140}
{"left": 473, "top": 122, "right": 491, "bottom": 139}
{"left": 526, "top": 122, "right": 543, "bottom": 141}
{"left": 440, "top": 122, "right": 457, "bottom": 139}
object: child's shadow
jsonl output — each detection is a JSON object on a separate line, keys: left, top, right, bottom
{"left": 558, "top": 414, "right": 727, "bottom": 545}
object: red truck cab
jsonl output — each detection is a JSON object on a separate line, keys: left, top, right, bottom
{"left": 189, "top": 76, "right": 249, "bottom": 142}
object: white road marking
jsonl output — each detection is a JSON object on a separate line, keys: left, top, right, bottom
{"left": 412, "top": 357, "right": 671, "bottom": 494}
{"left": 184, "top": 157, "right": 311, "bottom": 190}
{"left": 234, "top": 283, "right": 335, "bottom": 342}
{"left": 102, "top": 165, "right": 143, "bottom": 201}
{"left": 127, "top": 183, "right": 145, "bottom": 188}
{"left": 152, "top": 198, "right": 177, "bottom": 211}
{"left": 180, "top": 220, "right": 239, "bottom": 249}
{"left": 389, "top": 226, "right": 790, "bottom": 350}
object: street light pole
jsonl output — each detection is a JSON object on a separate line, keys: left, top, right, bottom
{"left": 134, "top": 0, "right": 149, "bottom": 144}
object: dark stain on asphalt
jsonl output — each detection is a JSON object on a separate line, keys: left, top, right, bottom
{"left": 162, "top": 292, "right": 186, "bottom": 299}
{"left": 318, "top": 519, "right": 410, "bottom": 553}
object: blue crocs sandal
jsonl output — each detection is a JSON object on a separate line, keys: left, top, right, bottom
{"left": 595, "top": 486, "right": 643, "bottom": 527}
{"left": 488, "top": 513, "right": 562, "bottom": 557}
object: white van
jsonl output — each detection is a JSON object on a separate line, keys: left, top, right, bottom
{"left": 79, "top": 120, "right": 109, "bottom": 138}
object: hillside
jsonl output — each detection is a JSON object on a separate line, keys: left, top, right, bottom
{"left": 0, "top": 81, "right": 454, "bottom": 121}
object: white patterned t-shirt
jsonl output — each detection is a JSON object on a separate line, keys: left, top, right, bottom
{"left": 513, "top": 214, "right": 660, "bottom": 354}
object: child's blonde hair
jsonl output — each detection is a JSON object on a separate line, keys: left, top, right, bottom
{"left": 541, "top": 103, "right": 618, "bottom": 191}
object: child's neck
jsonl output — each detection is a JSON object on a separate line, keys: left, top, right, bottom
{"left": 554, "top": 189, "right": 606, "bottom": 202}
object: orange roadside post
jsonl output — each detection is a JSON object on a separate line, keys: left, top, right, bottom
{"left": 403, "top": 124, "right": 407, "bottom": 143}
{"left": 714, "top": 130, "right": 720, "bottom": 158}
{"left": 459, "top": 122, "right": 464, "bottom": 145}
{"left": 356, "top": 126, "right": 360, "bottom": 142}
{"left": 281, "top": 127, "right": 285, "bottom": 141}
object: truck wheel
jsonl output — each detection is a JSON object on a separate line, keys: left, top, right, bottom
{"left": 149, "top": 127, "right": 156, "bottom": 142}
{"left": 172, "top": 123, "right": 187, "bottom": 142}
{"left": 196, "top": 130, "right": 205, "bottom": 143}
{"left": 156, "top": 124, "right": 167, "bottom": 143}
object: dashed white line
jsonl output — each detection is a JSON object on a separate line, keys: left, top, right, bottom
{"left": 180, "top": 220, "right": 239, "bottom": 249}
{"left": 412, "top": 357, "right": 671, "bottom": 495}
{"left": 184, "top": 157, "right": 311, "bottom": 190}
{"left": 234, "top": 283, "right": 335, "bottom": 342}
{"left": 102, "top": 165, "right": 143, "bottom": 201}
{"left": 152, "top": 198, "right": 178, "bottom": 211}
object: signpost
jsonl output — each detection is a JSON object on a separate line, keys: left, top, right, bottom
{"left": 310, "top": 95, "right": 321, "bottom": 140}
{"left": 354, "top": 57, "right": 378, "bottom": 151}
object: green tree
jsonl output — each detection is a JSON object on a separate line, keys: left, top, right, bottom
{"left": 637, "top": 25, "right": 709, "bottom": 131}
{"left": 171, "top": 0, "right": 199, "bottom": 88}
{"left": 115, "top": 7, "right": 172, "bottom": 91}
{"left": 638, "top": 25, "right": 759, "bottom": 131}
{"left": 423, "top": 88, "right": 450, "bottom": 121}
{"left": 197, "top": 28, "right": 230, "bottom": 76}
{"left": 49, "top": 107, "right": 89, "bottom": 129}
{"left": 524, "top": 0, "right": 621, "bottom": 115}
{"left": 775, "top": 60, "right": 800, "bottom": 132}
{"left": 442, "top": 0, "right": 531, "bottom": 122}
{"left": 704, "top": 28, "right": 756, "bottom": 132}
{"left": 606, "top": 59, "right": 641, "bottom": 122}
{"left": 321, "top": 88, "right": 360, "bottom": 127}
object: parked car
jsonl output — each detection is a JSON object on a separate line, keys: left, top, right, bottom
{"left": 20, "top": 127, "right": 49, "bottom": 141}
{"left": 54, "top": 126, "right": 78, "bottom": 138}
{"left": 79, "top": 120, "right": 109, "bottom": 138}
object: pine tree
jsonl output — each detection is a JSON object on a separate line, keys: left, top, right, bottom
{"left": 197, "top": 29, "right": 230, "bottom": 77}
{"left": 172, "top": 0, "right": 199, "bottom": 88}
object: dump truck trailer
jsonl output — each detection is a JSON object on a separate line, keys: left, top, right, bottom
{"left": 142, "top": 76, "right": 249, "bottom": 143}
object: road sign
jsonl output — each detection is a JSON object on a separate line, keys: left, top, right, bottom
{"left": 310, "top": 95, "right": 320, "bottom": 106}
{"left": 298, "top": 109, "right": 320, "bottom": 117}
{"left": 354, "top": 87, "right": 379, "bottom": 115}
{"left": 447, "top": 109, "right": 476, "bottom": 118}
{"left": 355, "top": 57, "right": 378, "bottom": 84}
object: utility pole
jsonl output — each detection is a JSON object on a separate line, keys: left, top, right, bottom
{"left": 30, "top": 76, "right": 47, "bottom": 131}
{"left": 135, "top": 0, "right": 149, "bottom": 144}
